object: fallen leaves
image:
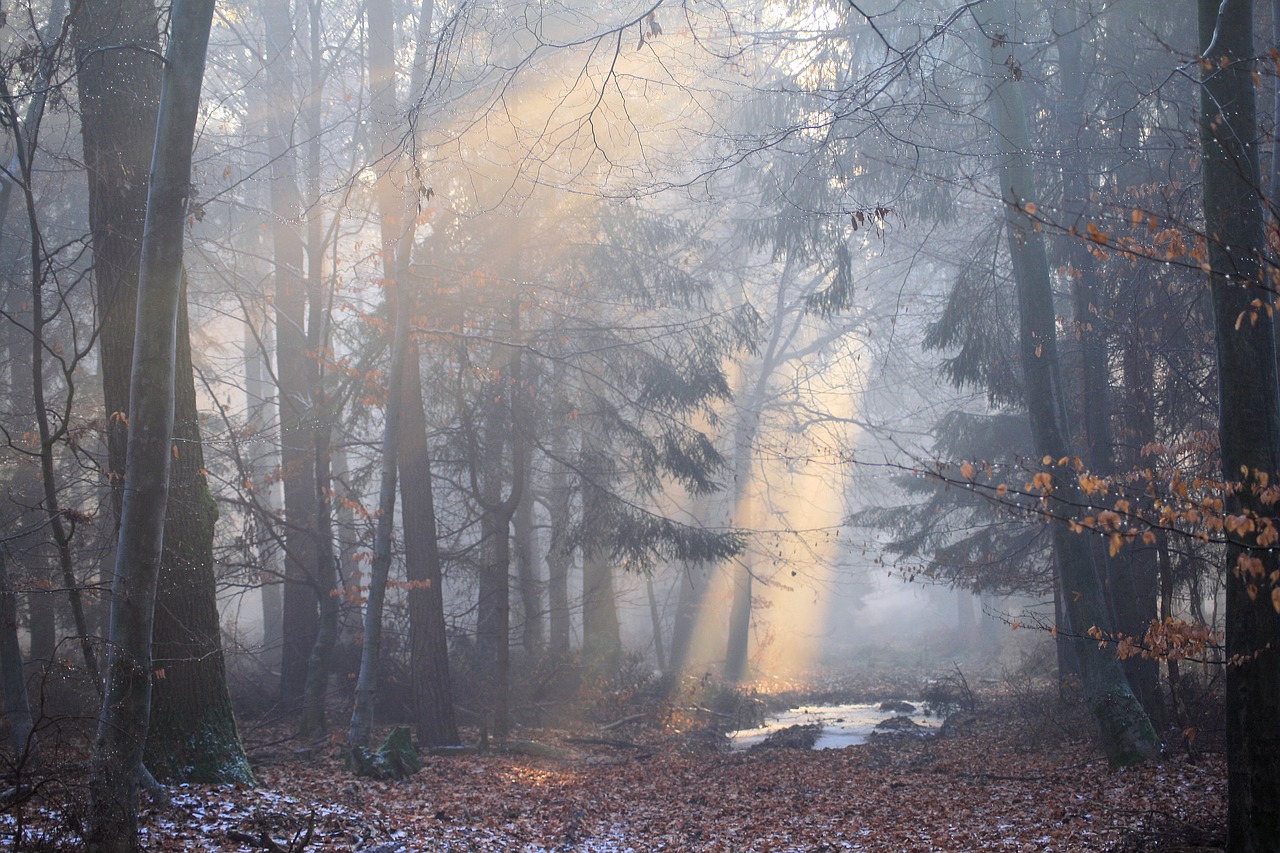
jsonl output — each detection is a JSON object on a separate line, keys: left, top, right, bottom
{"left": 0, "top": 675, "right": 1227, "bottom": 853}
{"left": 112, "top": 717, "right": 1226, "bottom": 852}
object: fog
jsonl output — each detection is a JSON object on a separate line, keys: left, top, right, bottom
{"left": 1, "top": 0, "right": 1222, "bottom": 747}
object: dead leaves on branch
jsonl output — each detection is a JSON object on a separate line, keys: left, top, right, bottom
{"left": 944, "top": 444, "right": 1280, "bottom": 618}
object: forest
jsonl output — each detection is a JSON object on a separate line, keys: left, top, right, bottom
{"left": 0, "top": 0, "right": 1275, "bottom": 850}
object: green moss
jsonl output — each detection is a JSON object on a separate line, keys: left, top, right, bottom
{"left": 349, "top": 726, "right": 420, "bottom": 779}
{"left": 1089, "top": 688, "right": 1162, "bottom": 768}
{"left": 146, "top": 701, "right": 254, "bottom": 785}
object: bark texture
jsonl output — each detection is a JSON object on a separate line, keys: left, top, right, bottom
{"left": 85, "top": 1, "right": 219, "bottom": 847}
{"left": 401, "top": 344, "right": 459, "bottom": 747}
{"left": 1198, "top": 2, "right": 1280, "bottom": 848}
{"left": 73, "top": 0, "right": 247, "bottom": 786}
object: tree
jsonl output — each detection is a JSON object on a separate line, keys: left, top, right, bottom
{"left": 397, "top": 0, "right": 458, "bottom": 749}
{"left": 1197, "top": 1, "right": 1280, "bottom": 848}
{"left": 260, "top": 0, "right": 321, "bottom": 709}
{"left": 400, "top": 339, "right": 459, "bottom": 747}
{"left": 85, "top": 0, "right": 219, "bottom": 846}
{"left": 71, "top": 0, "right": 248, "bottom": 784}
{"left": 0, "top": 549, "right": 34, "bottom": 755}
{"left": 978, "top": 0, "right": 1159, "bottom": 766}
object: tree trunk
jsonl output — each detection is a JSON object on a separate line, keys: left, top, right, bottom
{"left": 85, "top": 0, "right": 218, "bottom": 847}
{"left": 1053, "top": 6, "right": 1163, "bottom": 725}
{"left": 471, "top": 372, "right": 524, "bottom": 739}
{"left": 514, "top": 465, "right": 543, "bottom": 656}
{"left": 0, "top": 0, "right": 67, "bottom": 672}
{"left": 476, "top": 497, "right": 514, "bottom": 738}
{"left": 401, "top": 342, "right": 459, "bottom": 747}
{"left": 646, "top": 574, "right": 667, "bottom": 672}
{"left": 245, "top": 316, "right": 283, "bottom": 669}
{"left": 346, "top": 0, "right": 408, "bottom": 749}
{"left": 725, "top": 371, "right": 769, "bottom": 684}
{"left": 1116, "top": 276, "right": 1168, "bottom": 728}
{"left": 344, "top": 266, "right": 408, "bottom": 748}
{"left": 667, "top": 561, "right": 708, "bottom": 682}
{"left": 73, "top": 0, "right": 246, "bottom": 784}
{"left": 545, "top": 415, "right": 574, "bottom": 658}
{"left": 577, "top": 372, "right": 621, "bottom": 676}
{"left": 724, "top": 419, "right": 758, "bottom": 684}
{"left": 299, "top": 413, "right": 339, "bottom": 738}
{"left": 261, "top": 0, "right": 320, "bottom": 706}
{"left": 145, "top": 285, "right": 251, "bottom": 783}
{"left": 1198, "top": 2, "right": 1280, "bottom": 848}
{"left": 0, "top": 549, "right": 35, "bottom": 756}
{"left": 982, "top": 0, "right": 1159, "bottom": 766}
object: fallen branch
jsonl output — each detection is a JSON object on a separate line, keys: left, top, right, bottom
{"left": 599, "top": 713, "right": 645, "bottom": 732}
{"left": 565, "top": 737, "right": 648, "bottom": 751}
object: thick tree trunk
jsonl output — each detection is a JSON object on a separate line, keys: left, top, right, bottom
{"left": 1075, "top": 211, "right": 1163, "bottom": 723}
{"left": 145, "top": 287, "right": 251, "bottom": 783}
{"left": 1115, "top": 281, "right": 1168, "bottom": 727}
{"left": 73, "top": 0, "right": 246, "bottom": 785}
{"left": 71, "top": 0, "right": 157, "bottom": 516}
{"left": 70, "top": 0, "right": 161, "bottom": 672}
{"left": 982, "top": 0, "right": 1159, "bottom": 766}
{"left": 472, "top": 379, "right": 524, "bottom": 740}
{"left": 1198, "top": 3, "right": 1280, "bottom": 848}
{"left": 1054, "top": 7, "right": 1163, "bottom": 725}
{"left": 401, "top": 343, "right": 459, "bottom": 747}
{"left": 85, "top": 1, "right": 218, "bottom": 847}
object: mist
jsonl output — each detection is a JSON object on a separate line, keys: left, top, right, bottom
{"left": 0, "top": 0, "right": 1266, "bottom": 847}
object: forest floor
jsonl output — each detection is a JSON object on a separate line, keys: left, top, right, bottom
{"left": 3, "top": 670, "right": 1227, "bottom": 852}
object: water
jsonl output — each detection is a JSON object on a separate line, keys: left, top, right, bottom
{"left": 729, "top": 701, "right": 941, "bottom": 750}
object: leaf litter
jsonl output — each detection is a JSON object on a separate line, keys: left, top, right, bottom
{"left": 1, "top": 676, "right": 1226, "bottom": 852}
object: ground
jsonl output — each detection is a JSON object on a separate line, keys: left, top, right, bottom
{"left": 3, "top": 689, "right": 1226, "bottom": 852}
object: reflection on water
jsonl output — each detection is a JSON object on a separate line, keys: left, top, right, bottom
{"left": 729, "top": 702, "right": 941, "bottom": 750}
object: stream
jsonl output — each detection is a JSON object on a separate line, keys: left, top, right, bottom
{"left": 728, "top": 701, "right": 942, "bottom": 750}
